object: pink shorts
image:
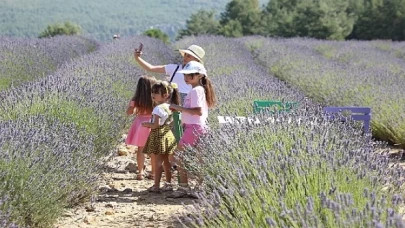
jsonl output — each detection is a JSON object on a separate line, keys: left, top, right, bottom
{"left": 125, "top": 115, "right": 151, "bottom": 147}
{"left": 179, "top": 124, "right": 208, "bottom": 147}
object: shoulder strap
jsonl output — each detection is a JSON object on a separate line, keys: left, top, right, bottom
{"left": 169, "top": 65, "right": 180, "bottom": 83}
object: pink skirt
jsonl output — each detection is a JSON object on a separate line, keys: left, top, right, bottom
{"left": 179, "top": 124, "right": 208, "bottom": 147}
{"left": 125, "top": 115, "right": 152, "bottom": 147}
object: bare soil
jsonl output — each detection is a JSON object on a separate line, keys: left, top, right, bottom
{"left": 54, "top": 143, "right": 195, "bottom": 228}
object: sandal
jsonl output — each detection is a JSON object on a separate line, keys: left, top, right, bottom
{"left": 161, "top": 182, "right": 173, "bottom": 192}
{"left": 166, "top": 186, "right": 190, "bottom": 198}
{"left": 146, "top": 173, "right": 155, "bottom": 180}
{"left": 147, "top": 185, "right": 160, "bottom": 193}
{"left": 136, "top": 173, "right": 144, "bottom": 180}
{"left": 171, "top": 165, "right": 178, "bottom": 171}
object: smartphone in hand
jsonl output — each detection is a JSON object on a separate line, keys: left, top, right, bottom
{"left": 137, "top": 43, "right": 143, "bottom": 52}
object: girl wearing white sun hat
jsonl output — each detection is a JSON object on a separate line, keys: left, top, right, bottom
{"left": 169, "top": 60, "right": 217, "bottom": 198}
{"left": 134, "top": 44, "right": 205, "bottom": 105}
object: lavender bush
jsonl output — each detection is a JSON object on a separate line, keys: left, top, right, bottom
{"left": 0, "top": 197, "right": 17, "bottom": 228}
{"left": 170, "top": 36, "right": 405, "bottom": 227}
{"left": 0, "top": 116, "right": 98, "bottom": 227}
{"left": 371, "top": 40, "right": 405, "bottom": 61}
{"left": 0, "top": 36, "right": 174, "bottom": 227}
{"left": 2, "top": 34, "right": 404, "bottom": 227}
{"left": 174, "top": 35, "right": 309, "bottom": 121}
{"left": 0, "top": 35, "right": 99, "bottom": 91}
{"left": 240, "top": 36, "right": 405, "bottom": 147}
{"left": 179, "top": 108, "right": 405, "bottom": 227}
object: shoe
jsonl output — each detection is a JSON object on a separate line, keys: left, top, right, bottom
{"left": 167, "top": 185, "right": 190, "bottom": 198}
{"left": 147, "top": 185, "right": 160, "bottom": 193}
{"left": 161, "top": 182, "right": 173, "bottom": 192}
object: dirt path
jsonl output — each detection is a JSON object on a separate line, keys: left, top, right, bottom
{"left": 55, "top": 141, "right": 195, "bottom": 228}
{"left": 54, "top": 136, "right": 404, "bottom": 228}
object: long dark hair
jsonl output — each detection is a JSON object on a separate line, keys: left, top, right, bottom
{"left": 151, "top": 80, "right": 180, "bottom": 105}
{"left": 200, "top": 75, "right": 216, "bottom": 108}
{"left": 131, "top": 75, "right": 157, "bottom": 114}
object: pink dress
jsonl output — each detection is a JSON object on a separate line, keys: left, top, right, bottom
{"left": 126, "top": 113, "right": 152, "bottom": 147}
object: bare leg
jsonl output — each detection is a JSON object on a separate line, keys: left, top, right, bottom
{"left": 154, "top": 155, "right": 164, "bottom": 189}
{"left": 162, "top": 154, "right": 171, "bottom": 183}
{"left": 148, "top": 154, "right": 156, "bottom": 179}
{"left": 196, "top": 149, "right": 204, "bottom": 185}
{"left": 137, "top": 146, "right": 145, "bottom": 174}
{"left": 176, "top": 144, "right": 188, "bottom": 186}
{"left": 169, "top": 153, "right": 175, "bottom": 164}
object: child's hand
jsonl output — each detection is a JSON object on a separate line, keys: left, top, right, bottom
{"left": 126, "top": 106, "right": 135, "bottom": 115}
{"left": 169, "top": 104, "right": 180, "bottom": 111}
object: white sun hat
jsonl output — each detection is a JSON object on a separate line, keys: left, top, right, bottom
{"left": 178, "top": 45, "right": 205, "bottom": 62}
{"left": 177, "top": 61, "right": 207, "bottom": 76}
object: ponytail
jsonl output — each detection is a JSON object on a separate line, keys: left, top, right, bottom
{"left": 168, "top": 83, "right": 180, "bottom": 105}
{"left": 152, "top": 80, "right": 180, "bottom": 105}
{"left": 200, "top": 76, "right": 216, "bottom": 108}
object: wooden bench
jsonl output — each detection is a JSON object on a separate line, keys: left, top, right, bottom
{"left": 323, "top": 106, "right": 371, "bottom": 133}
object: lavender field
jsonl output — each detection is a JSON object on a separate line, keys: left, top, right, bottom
{"left": 240, "top": 36, "right": 405, "bottom": 147}
{"left": 1, "top": 35, "right": 405, "bottom": 227}
{"left": 0, "top": 36, "right": 99, "bottom": 91}
{"left": 0, "top": 36, "right": 173, "bottom": 227}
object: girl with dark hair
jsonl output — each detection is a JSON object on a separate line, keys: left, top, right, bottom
{"left": 142, "top": 81, "right": 180, "bottom": 192}
{"left": 126, "top": 75, "right": 157, "bottom": 180}
{"left": 169, "top": 61, "right": 217, "bottom": 197}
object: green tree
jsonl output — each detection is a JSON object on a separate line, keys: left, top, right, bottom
{"left": 38, "top": 21, "right": 81, "bottom": 38}
{"left": 176, "top": 10, "right": 220, "bottom": 40}
{"left": 261, "top": 0, "right": 296, "bottom": 37}
{"left": 263, "top": 0, "right": 355, "bottom": 40}
{"left": 219, "top": 20, "right": 244, "bottom": 37}
{"left": 350, "top": 0, "right": 405, "bottom": 40}
{"left": 143, "top": 28, "right": 170, "bottom": 43}
{"left": 220, "top": 0, "right": 262, "bottom": 36}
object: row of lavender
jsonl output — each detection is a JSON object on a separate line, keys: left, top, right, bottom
{"left": 0, "top": 36, "right": 173, "bottom": 227}
{"left": 0, "top": 36, "right": 99, "bottom": 91}
{"left": 174, "top": 35, "right": 308, "bottom": 119}
{"left": 239, "top": 36, "right": 405, "bottom": 148}
{"left": 172, "top": 36, "right": 405, "bottom": 227}
{"left": 1, "top": 34, "right": 404, "bottom": 227}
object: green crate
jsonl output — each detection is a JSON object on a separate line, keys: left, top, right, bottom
{"left": 253, "top": 100, "right": 298, "bottom": 114}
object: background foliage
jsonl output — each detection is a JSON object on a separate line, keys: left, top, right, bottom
{"left": 0, "top": 0, "right": 267, "bottom": 41}
{"left": 38, "top": 21, "right": 82, "bottom": 38}
{"left": 178, "top": 0, "right": 405, "bottom": 41}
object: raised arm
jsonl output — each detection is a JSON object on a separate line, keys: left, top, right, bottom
{"left": 134, "top": 50, "right": 166, "bottom": 74}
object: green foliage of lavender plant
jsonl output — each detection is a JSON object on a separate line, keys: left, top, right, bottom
{"left": 169, "top": 36, "right": 405, "bottom": 227}
{"left": 0, "top": 116, "right": 99, "bottom": 227}
{"left": 0, "top": 96, "right": 114, "bottom": 156}
{"left": 179, "top": 109, "right": 405, "bottom": 227}
{"left": 174, "top": 35, "right": 307, "bottom": 124}
{"left": 241, "top": 36, "right": 405, "bottom": 148}
{"left": 0, "top": 36, "right": 99, "bottom": 91}
{"left": 0, "top": 36, "right": 175, "bottom": 227}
